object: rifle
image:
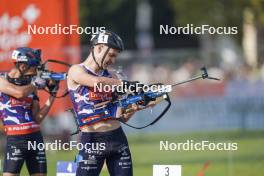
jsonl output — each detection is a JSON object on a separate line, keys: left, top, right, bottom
{"left": 37, "top": 59, "right": 71, "bottom": 98}
{"left": 70, "top": 67, "right": 220, "bottom": 134}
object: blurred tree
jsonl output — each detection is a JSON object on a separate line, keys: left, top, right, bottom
{"left": 251, "top": 0, "right": 264, "bottom": 65}
{"left": 151, "top": 0, "right": 199, "bottom": 49}
{"left": 169, "top": 0, "right": 251, "bottom": 43}
{"left": 251, "top": 0, "right": 264, "bottom": 24}
{"left": 79, "top": 0, "right": 136, "bottom": 49}
{"left": 79, "top": 0, "right": 264, "bottom": 64}
{"left": 80, "top": 0, "right": 199, "bottom": 50}
{"left": 169, "top": 0, "right": 264, "bottom": 66}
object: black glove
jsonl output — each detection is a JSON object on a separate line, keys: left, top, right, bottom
{"left": 47, "top": 80, "right": 60, "bottom": 96}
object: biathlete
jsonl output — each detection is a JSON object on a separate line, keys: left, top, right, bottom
{"left": 0, "top": 47, "right": 58, "bottom": 176}
{"left": 67, "top": 30, "right": 145, "bottom": 176}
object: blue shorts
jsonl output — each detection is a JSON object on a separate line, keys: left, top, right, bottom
{"left": 76, "top": 127, "right": 133, "bottom": 176}
{"left": 3, "top": 131, "right": 47, "bottom": 174}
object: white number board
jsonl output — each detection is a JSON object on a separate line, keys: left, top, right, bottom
{"left": 153, "top": 165, "right": 181, "bottom": 176}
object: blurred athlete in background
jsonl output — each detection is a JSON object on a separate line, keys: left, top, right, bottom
{"left": 0, "top": 47, "right": 58, "bottom": 176}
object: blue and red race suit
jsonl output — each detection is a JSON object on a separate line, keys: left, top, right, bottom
{"left": 0, "top": 86, "right": 40, "bottom": 135}
{"left": 68, "top": 64, "right": 118, "bottom": 129}
{"left": 68, "top": 65, "right": 133, "bottom": 176}
{"left": 0, "top": 73, "right": 46, "bottom": 174}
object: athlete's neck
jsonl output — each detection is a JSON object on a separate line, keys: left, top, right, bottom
{"left": 83, "top": 56, "right": 104, "bottom": 74}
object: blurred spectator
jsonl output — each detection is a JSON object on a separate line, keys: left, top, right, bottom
{"left": 234, "top": 63, "right": 258, "bottom": 82}
{"left": 131, "top": 63, "right": 152, "bottom": 83}
{"left": 151, "top": 64, "right": 171, "bottom": 84}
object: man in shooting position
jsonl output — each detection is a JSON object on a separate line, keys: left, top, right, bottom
{"left": 0, "top": 47, "right": 59, "bottom": 176}
{"left": 67, "top": 30, "right": 158, "bottom": 176}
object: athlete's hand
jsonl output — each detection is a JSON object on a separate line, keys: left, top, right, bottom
{"left": 121, "top": 104, "right": 138, "bottom": 122}
{"left": 47, "top": 80, "right": 60, "bottom": 96}
{"left": 124, "top": 103, "right": 139, "bottom": 114}
{"left": 31, "top": 76, "right": 47, "bottom": 89}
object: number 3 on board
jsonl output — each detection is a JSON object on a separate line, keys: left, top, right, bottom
{"left": 153, "top": 165, "right": 181, "bottom": 176}
{"left": 165, "top": 166, "right": 170, "bottom": 176}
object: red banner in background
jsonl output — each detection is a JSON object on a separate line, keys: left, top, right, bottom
{"left": 0, "top": 0, "right": 80, "bottom": 115}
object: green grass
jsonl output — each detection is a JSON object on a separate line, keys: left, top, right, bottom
{"left": 15, "top": 130, "right": 264, "bottom": 175}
